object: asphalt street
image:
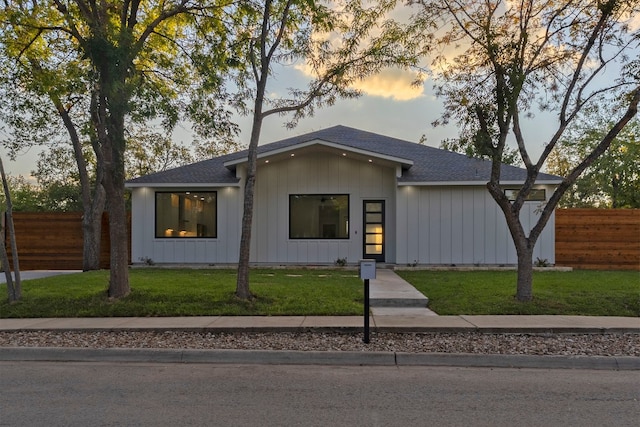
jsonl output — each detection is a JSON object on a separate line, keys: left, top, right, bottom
{"left": 1, "top": 362, "right": 638, "bottom": 426}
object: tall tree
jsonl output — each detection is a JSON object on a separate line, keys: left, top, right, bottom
{"left": 2, "top": 1, "right": 233, "bottom": 298}
{"left": 230, "top": 0, "right": 420, "bottom": 299}
{"left": 548, "top": 113, "right": 639, "bottom": 208}
{"left": 411, "top": 0, "right": 639, "bottom": 300}
{"left": 1, "top": 4, "right": 106, "bottom": 270}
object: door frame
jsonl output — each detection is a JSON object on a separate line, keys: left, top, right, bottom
{"left": 362, "top": 200, "right": 385, "bottom": 262}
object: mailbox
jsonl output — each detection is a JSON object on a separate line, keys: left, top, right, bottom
{"left": 359, "top": 259, "right": 376, "bottom": 280}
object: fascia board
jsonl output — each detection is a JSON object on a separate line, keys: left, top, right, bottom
{"left": 125, "top": 182, "right": 241, "bottom": 188}
{"left": 397, "top": 179, "right": 562, "bottom": 186}
{"left": 223, "top": 139, "right": 414, "bottom": 168}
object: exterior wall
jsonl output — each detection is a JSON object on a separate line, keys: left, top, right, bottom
{"left": 130, "top": 160, "right": 556, "bottom": 266}
{"left": 130, "top": 186, "right": 242, "bottom": 264}
{"left": 395, "top": 185, "right": 556, "bottom": 265}
{"left": 250, "top": 152, "right": 397, "bottom": 264}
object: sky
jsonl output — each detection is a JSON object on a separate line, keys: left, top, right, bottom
{"left": 0, "top": 68, "right": 469, "bottom": 178}
{"left": 1, "top": 3, "right": 636, "bottom": 180}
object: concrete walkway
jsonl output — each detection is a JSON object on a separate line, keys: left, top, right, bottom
{"left": 1, "top": 314, "right": 638, "bottom": 333}
{"left": 0, "top": 270, "right": 81, "bottom": 283}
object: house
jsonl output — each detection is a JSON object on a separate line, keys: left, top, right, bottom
{"left": 125, "top": 125, "right": 561, "bottom": 266}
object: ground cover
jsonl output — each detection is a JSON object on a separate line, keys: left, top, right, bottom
{"left": 0, "top": 269, "right": 363, "bottom": 318}
{"left": 396, "top": 270, "right": 640, "bottom": 316}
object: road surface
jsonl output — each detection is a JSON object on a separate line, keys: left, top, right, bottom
{"left": 1, "top": 362, "right": 638, "bottom": 426}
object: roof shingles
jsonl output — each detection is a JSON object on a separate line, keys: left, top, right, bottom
{"left": 126, "top": 125, "right": 561, "bottom": 186}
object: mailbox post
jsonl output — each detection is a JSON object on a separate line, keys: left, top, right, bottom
{"left": 359, "top": 259, "right": 376, "bottom": 343}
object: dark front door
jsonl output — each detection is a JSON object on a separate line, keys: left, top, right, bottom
{"left": 363, "top": 200, "right": 385, "bottom": 262}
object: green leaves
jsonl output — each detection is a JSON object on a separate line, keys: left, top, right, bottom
{"left": 549, "top": 111, "right": 640, "bottom": 208}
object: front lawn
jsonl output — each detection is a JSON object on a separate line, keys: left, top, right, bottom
{"left": 0, "top": 269, "right": 363, "bottom": 318}
{"left": 1, "top": 268, "right": 638, "bottom": 318}
{"left": 396, "top": 269, "right": 640, "bottom": 316}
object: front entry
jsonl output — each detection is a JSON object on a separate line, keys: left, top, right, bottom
{"left": 363, "top": 200, "right": 385, "bottom": 262}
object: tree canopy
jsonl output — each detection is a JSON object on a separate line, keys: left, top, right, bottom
{"left": 230, "top": 0, "right": 421, "bottom": 299}
{"left": 548, "top": 113, "right": 639, "bottom": 208}
{"left": 0, "top": 0, "right": 240, "bottom": 298}
{"left": 410, "top": 0, "right": 640, "bottom": 300}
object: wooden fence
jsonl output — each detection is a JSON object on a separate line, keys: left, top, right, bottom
{"left": 3, "top": 212, "right": 130, "bottom": 270}
{"left": 555, "top": 209, "right": 640, "bottom": 270}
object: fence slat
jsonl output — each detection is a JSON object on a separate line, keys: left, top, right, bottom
{"left": 4, "top": 212, "right": 130, "bottom": 270}
{"left": 555, "top": 209, "right": 640, "bottom": 270}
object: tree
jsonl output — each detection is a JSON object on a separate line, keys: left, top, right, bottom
{"left": 440, "top": 138, "right": 521, "bottom": 166}
{"left": 0, "top": 4, "right": 106, "bottom": 270}
{"left": 229, "top": 0, "right": 420, "bottom": 299}
{"left": 548, "top": 113, "right": 639, "bottom": 208}
{"left": 2, "top": 1, "right": 234, "bottom": 298}
{"left": 412, "top": 0, "right": 639, "bottom": 300}
{"left": 125, "top": 129, "right": 195, "bottom": 179}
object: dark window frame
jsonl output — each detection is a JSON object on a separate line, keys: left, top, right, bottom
{"left": 504, "top": 188, "right": 546, "bottom": 202}
{"left": 289, "top": 194, "right": 350, "bottom": 240}
{"left": 155, "top": 191, "right": 218, "bottom": 239}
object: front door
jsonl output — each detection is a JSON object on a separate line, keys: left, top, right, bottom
{"left": 363, "top": 200, "right": 385, "bottom": 262}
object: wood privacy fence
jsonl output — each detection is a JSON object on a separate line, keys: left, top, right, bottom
{"left": 555, "top": 209, "right": 640, "bottom": 270}
{"left": 3, "top": 212, "right": 130, "bottom": 270}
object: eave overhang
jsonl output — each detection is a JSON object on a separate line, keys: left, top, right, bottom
{"left": 223, "top": 139, "right": 414, "bottom": 169}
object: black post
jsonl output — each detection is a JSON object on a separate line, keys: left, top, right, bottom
{"left": 363, "top": 278, "right": 370, "bottom": 344}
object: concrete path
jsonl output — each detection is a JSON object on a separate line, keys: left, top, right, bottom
{"left": 1, "top": 314, "right": 638, "bottom": 334}
{"left": 0, "top": 270, "right": 81, "bottom": 283}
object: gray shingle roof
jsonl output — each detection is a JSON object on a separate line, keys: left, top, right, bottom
{"left": 126, "top": 125, "right": 561, "bottom": 186}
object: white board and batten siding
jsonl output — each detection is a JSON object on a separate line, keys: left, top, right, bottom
{"left": 251, "top": 152, "right": 397, "bottom": 264}
{"left": 131, "top": 155, "right": 556, "bottom": 266}
{"left": 395, "top": 185, "right": 556, "bottom": 266}
{"left": 130, "top": 185, "right": 242, "bottom": 264}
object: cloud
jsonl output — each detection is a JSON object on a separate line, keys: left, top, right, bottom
{"left": 350, "top": 68, "right": 425, "bottom": 101}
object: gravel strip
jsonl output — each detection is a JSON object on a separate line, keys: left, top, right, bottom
{"left": 1, "top": 331, "right": 638, "bottom": 356}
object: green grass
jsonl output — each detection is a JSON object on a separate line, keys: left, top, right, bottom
{"left": 1, "top": 268, "right": 638, "bottom": 318}
{"left": 396, "top": 270, "right": 640, "bottom": 316}
{"left": 0, "top": 269, "right": 363, "bottom": 318}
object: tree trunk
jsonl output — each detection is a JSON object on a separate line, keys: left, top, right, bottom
{"left": 0, "top": 155, "right": 20, "bottom": 300}
{"left": 51, "top": 88, "right": 106, "bottom": 271}
{"left": 515, "top": 243, "right": 534, "bottom": 302}
{"left": 236, "top": 171, "right": 255, "bottom": 300}
{"left": 0, "top": 214, "right": 17, "bottom": 302}
{"left": 235, "top": 112, "right": 263, "bottom": 300}
{"left": 104, "top": 172, "right": 129, "bottom": 299}
{"left": 82, "top": 184, "right": 106, "bottom": 271}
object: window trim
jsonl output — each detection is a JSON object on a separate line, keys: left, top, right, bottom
{"left": 154, "top": 191, "right": 218, "bottom": 239}
{"left": 289, "top": 194, "right": 350, "bottom": 240}
{"left": 504, "top": 188, "right": 546, "bottom": 202}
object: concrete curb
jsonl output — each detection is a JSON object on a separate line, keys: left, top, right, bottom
{"left": 1, "top": 347, "right": 638, "bottom": 370}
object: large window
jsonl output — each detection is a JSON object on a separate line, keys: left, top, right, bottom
{"left": 155, "top": 192, "right": 217, "bottom": 238}
{"left": 289, "top": 194, "right": 349, "bottom": 239}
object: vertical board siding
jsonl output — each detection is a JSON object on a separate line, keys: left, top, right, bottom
{"left": 130, "top": 186, "right": 241, "bottom": 264}
{"left": 252, "top": 151, "right": 396, "bottom": 264}
{"left": 555, "top": 209, "right": 639, "bottom": 270}
{"left": 395, "top": 186, "right": 555, "bottom": 266}
{"left": 4, "top": 212, "right": 130, "bottom": 270}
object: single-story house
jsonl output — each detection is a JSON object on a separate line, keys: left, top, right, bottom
{"left": 126, "top": 125, "right": 561, "bottom": 266}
